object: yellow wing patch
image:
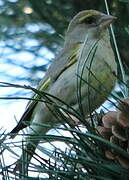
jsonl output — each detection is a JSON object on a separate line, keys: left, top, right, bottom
{"left": 33, "top": 43, "right": 81, "bottom": 99}
{"left": 55, "top": 43, "right": 81, "bottom": 80}
{"left": 33, "top": 77, "right": 51, "bottom": 100}
{"left": 40, "top": 78, "right": 51, "bottom": 91}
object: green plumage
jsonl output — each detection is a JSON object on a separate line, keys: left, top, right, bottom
{"left": 10, "top": 10, "right": 117, "bottom": 172}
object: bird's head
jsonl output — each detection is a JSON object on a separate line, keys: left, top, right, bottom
{"left": 64, "top": 10, "right": 116, "bottom": 46}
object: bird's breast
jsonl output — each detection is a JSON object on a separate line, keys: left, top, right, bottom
{"left": 48, "top": 38, "right": 116, "bottom": 116}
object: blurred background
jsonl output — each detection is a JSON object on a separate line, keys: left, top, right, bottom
{"left": 0, "top": 0, "right": 129, "bottom": 132}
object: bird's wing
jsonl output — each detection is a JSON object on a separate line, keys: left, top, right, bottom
{"left": 10, "top": 43, "right": 81, "bottom": 137}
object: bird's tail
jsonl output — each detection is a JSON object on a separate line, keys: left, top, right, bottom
{"left": 14, "top": 127, "right": 49, "bottom": 177}
{"left": 14, "top": 138, "right": 39, "bottom": 176}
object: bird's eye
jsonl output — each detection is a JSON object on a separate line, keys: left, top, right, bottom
{"left": 83, "top": 16, "right": 96, "bottom": 25}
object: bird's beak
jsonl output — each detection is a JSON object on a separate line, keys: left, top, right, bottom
{"left": 98, "top": 14, "right": 117, "bottom": 29}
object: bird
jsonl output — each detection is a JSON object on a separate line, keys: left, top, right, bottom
{"left": 10, "top": 10, "right": 117, "bottom": 171}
